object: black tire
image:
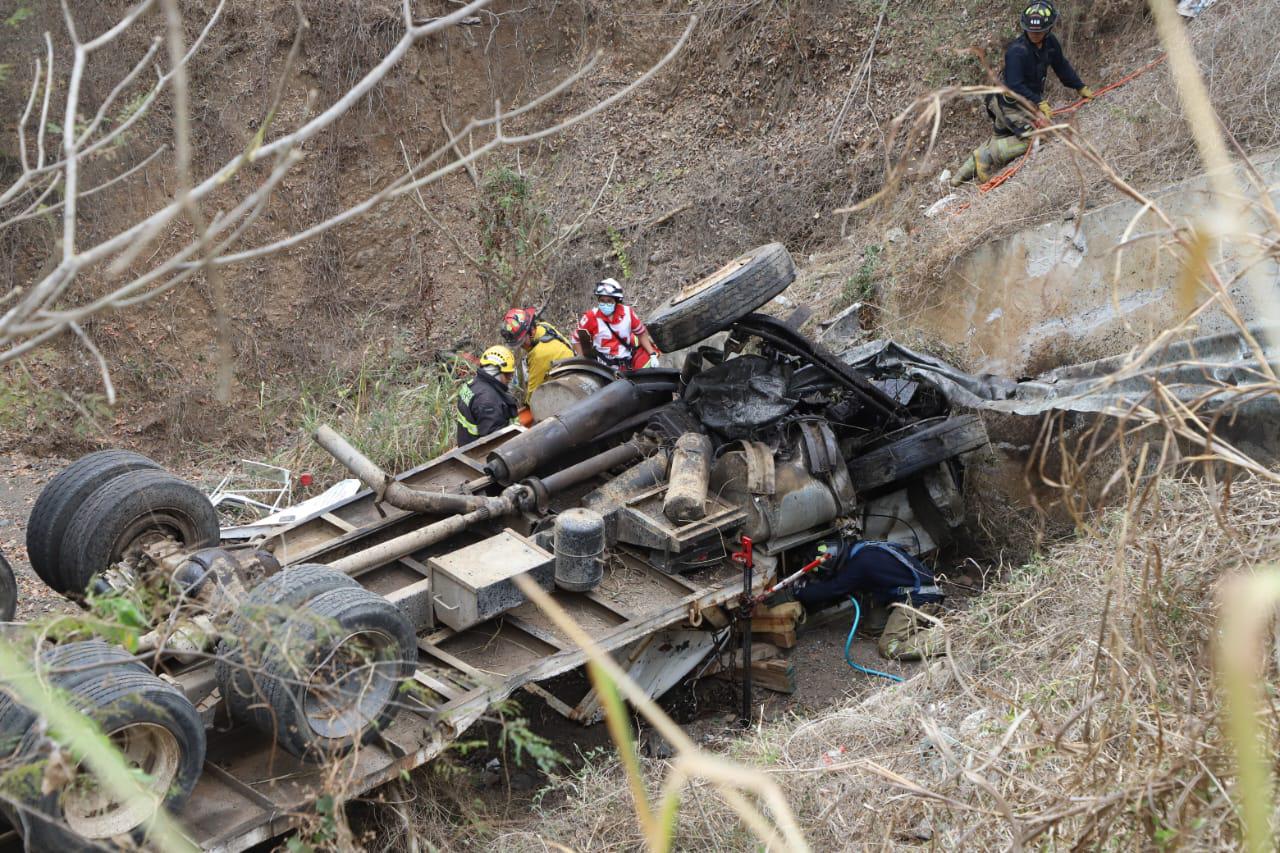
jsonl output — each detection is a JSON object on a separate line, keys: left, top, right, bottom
{"left": 0, "top": 549, "right": 15, "bottom": 622}
{"left": 0, "top": 642, "right": 202, "bottom": 851}
{"left": 216, "top": 564, "right": 360, "bottom": 724}
{"left": 25, "top": 450, "right": 161, "bottom": 592}
{"left": 647, "top": 243, "right": 796, "bottom": 352}
{"left": 0, "top": 641, "right": 148, "bottom": 758}
{"left": 847, "top": 415, "right": 989, "bottom": 493}
{"left": 60, "top": 469, "right": 219, "bottom": 597}
{"left": 0, "top": 659, "right": 37, "bottom": 758}
{"left": 240, "top": 585, "right": 415, "bottom": 760}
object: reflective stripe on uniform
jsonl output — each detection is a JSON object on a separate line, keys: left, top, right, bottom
{"left": 893, "top": 585, "right": 942, "bottom": 598}
{"left": 456, "top": 384, "right": 479, "bottom": 435}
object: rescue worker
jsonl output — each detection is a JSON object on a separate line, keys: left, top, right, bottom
{"left": 455, "top": 345, "right": 519, "bottom": 447}
{"left": 793, "top": 538, "right": 945, "bottom": 661}
{"left": 574, "top": 278, "right": 662, "bottom": 371}
{"left": 950, "top": 2, "right": 1094, "bottom": 186}
{"left": 501, "top": 306, "right": 575, "bottom": 404}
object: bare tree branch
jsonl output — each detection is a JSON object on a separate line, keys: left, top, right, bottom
{"left": 0, "top": 147, "right": 167, "bottom": 230}
{"left": 0, "top": 0, "right": 697, "bottom": 388}
{"left": 70, "top": 321, "right": 116, "bottom": 406}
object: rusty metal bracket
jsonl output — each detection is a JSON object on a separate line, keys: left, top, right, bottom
{"left": 731, "top": 440, "right": 776, "bottom": 495}
{"left": 794, "top": 420, "right": 833, "bottom": 475}
{"left": 787, "top": 420, "right": 857, "bottom": 512}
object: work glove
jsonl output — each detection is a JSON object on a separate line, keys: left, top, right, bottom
{"left": 1078, "top": 86, "right": 1095, "bottom": 101}
{"left": 1038, "top": 101, "right": 1054, "bottom": 121}
{"left": 648, "top": 353, "right": 662, "bottom": 368}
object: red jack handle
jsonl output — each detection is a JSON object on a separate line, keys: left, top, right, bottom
{"left": 751, "top": 552, "right": 831, "bottom": 606}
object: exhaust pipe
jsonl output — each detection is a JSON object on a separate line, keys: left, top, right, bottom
{"left": 485, "top": 378, "right": 662, "bottom": 484}
{"left": 326, "top": 443, "right": 649, "bottom": 578}
{"left": 314, "top": 425, "right": 496, "bottom": 516}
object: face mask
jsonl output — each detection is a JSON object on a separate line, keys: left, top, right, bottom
{"left": 597, "top": 302, "right": 616, "bottom": 316}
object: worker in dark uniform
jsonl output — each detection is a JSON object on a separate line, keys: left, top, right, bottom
{"left": 951, "top": 2, "right": 1094, "bottom": 185}
{"left": 794, "top": 538, "right": 945, "bottom": 661}
{"left": 456, "top": 345, "right": 519, "bottom": 447}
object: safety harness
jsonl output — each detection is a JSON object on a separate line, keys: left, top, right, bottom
{"left": 533, "top": 320, "right": 574, "bottom": 350}
{"left": 844, "top": 541, "right": 942, "bottom": 599}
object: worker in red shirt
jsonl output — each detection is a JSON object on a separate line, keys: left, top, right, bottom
{"left": 573, "top": 278, "right": 661, "bottom": 371}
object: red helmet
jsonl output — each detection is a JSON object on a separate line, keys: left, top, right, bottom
{"left": 501, "top": 307, "right": 538, "bottom": 345}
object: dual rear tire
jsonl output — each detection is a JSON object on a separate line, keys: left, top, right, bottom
{"left": 15, "top": 457, "right": 417, "bottom": 844}
{"left": 26, "top": 451, "right": 219, "bottom": 597}
{"left": 216, "top": 564, "right": 417, "bottom": 760}
{"left": 0, "top": 641, "right": 205, "bottom": 850}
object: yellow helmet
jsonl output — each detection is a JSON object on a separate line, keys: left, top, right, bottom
{"left": 480, "top": 345, "right": 516, "bottom": 374}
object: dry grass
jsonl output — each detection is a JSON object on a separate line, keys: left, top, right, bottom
{"left": 459, "top": 470, "right": 1279, "bottom": 850}
{"left": 385, "top": 3, "right": 1280, "bottom": 849}
{"left": 877, "top": 0, "right": 1280, "bottom": 320}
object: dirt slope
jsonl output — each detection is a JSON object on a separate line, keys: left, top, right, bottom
{"left": 2, "top": 0, "right": 1268, "bottom": 463}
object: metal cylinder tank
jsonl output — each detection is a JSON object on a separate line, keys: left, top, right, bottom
{"left": 710, "top": 448, "right": 843, "bottom": 543}
{"left": 486, "top": 379, "right": 654, "bottom": 484}
{"left": 663, "top": 432, "right": 713, "bottom": 522}
{"left": 583, "top": 449, "right": 671, "bottom": 515}
{"left": 553, "top": 508, "right": 606, "bottom": 592}
{"left": 529, "top": 372, "right": 609, "bottom": 423}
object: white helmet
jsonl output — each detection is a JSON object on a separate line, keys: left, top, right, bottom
{"left": 594, "top": 278, "right": 624, "bottom": 301}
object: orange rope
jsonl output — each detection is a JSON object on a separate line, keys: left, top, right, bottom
{"left": 949, "top": 53, "right": 1168, "bottom": 213}
{"left": 1051, "top": 53, "right": 1167, "bottom": 118}
{"left": 977, "top": 144, "right": 1034, "bottom": 193}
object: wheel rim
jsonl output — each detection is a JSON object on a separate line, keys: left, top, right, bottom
{"left": 303, "top": 630, "right": 401, "bottom": 740}
{"left": 668, "top": 251, "right": 755, "bottom": 306}
{"left": 111, "top": 510, "right": 202, "bottom": 565}
{"left": 62, "top": 722, "right": 181, "bottom": 839}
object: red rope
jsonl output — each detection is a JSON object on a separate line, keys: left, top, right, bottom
{"left": 1051, "top": 53, "right": 1167, "bottom": 118}
{"left": 977, "top": 144, "right": 1034, "bottom": 193}
{"left": 950, "top": 53, "right": 1168, "bottom": 213}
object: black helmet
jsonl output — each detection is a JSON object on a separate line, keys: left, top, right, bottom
{"left": 1020, "top": 2, "right": 1056, "bottom": 33}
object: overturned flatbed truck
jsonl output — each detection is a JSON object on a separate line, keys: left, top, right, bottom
{"left": 176, "top": 427, "right": 758, "bottom": 851}
{"left": 0, "top": 244, "right": 990, "bottom": 851}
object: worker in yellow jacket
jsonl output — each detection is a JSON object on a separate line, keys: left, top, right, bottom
{"left": 501, "top": 307, "right": 575, "bottom": 405}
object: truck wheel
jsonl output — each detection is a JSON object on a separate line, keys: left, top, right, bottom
{"left": 59, "top": 469, "right": 219, "bottom": 597}
{"left": 216, "top": 564, "right": 360, "bottom": 724}
{"left": 240, "top": 585, "right": 415, "bottom": 759}
{"left": 847, "top": 415, "right": 989, "bottom": 493}
{"left": 0, "top": 641, "right": 150, "bottom": 757}
{"left": 0, "top": 643, "right": 203, "bottom": 849}
{"left": 25, "top": 451, "right": 161, "bottom": 592}
{"left": 646, "top": 243, "right": 796, "bottom": 352}
{"left": 0, "top": 549, "right": 15, "bottom": 622}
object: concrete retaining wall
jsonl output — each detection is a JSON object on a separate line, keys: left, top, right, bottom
{"left": 921, "top": 149, "right": 1280, "bottom": 375}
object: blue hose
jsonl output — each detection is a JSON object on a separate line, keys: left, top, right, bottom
{"left": 844, "top": 596, "right": 904, "bottom": 683}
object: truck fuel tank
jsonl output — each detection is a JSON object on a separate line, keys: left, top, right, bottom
{"left": 710, "top": 424, "right": 857, "bottom": 544}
